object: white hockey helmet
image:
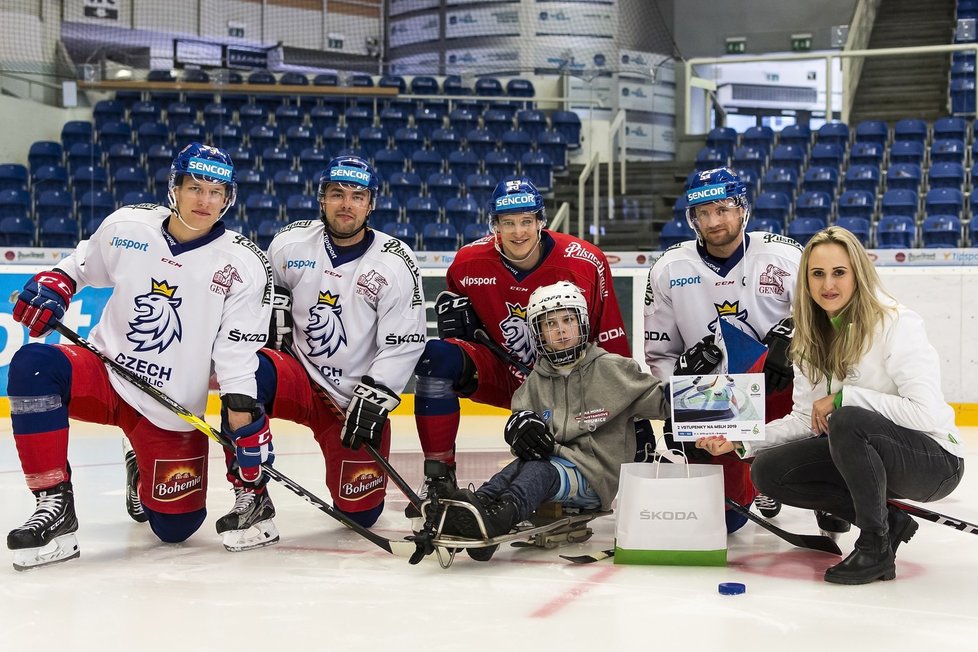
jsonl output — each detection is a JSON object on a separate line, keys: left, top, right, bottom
{"left": 526, "top": 281, "right": 590, "bottom": 366}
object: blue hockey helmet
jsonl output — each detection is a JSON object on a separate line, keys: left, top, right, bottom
{"left": 168, "top": 142, "right": 237, "bottom": 217}
{"left": 487, "top": 177, "right": 546, "bottom": 225}
{"left": 317, "top": 155, "right": 379, "bottom": 208}
{"left": 684, "top": 167, "right": 750, "bottom": 240}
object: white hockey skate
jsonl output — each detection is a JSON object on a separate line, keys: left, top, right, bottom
{"left": 425, "top": 494, "right": 611, "bottom": 568}
{"left": 8, "top": 481, "right": 80, "bottom": 571}
{"left": 216, "top": 487, "right": 280, "bottom": 552}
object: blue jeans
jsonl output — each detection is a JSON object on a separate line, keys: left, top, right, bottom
{"left": 477, "top": 458, "right": 561, "bottom": 522}
{"left": 751, "top": 406, "right": 964, "bottom": 535}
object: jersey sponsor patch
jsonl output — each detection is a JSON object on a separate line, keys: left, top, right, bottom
{"left": 151, "top": 456, "right": 205, "bottom": 502}
{"left": 211, "top": 263, "right": 243, "bottom": 296}
{"left": 758, "top": 264, "right": 790, "bottom": 296}
{"left": 338, "top": 460, "right": 385, "bottom": 501}
{"left": 355, "top": 269, "right": 388, "bottom": 306}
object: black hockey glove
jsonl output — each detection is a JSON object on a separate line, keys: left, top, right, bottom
{"left": 435, "top": 290, "right": 483, "bottom": 341}
{"left": 674, "top": 335, "right": 722, "bottom": 376}
{"left": 761, "top": 317, "right": 794, "bottom": 394}
{"left": 267, "top": 284, "right": 294, "bottom": 351}
{"left": 504, "top": 410, "right": 555, "bottom": 461}
{"left": 342, "top": 376, "right": 400, "bottom": 450}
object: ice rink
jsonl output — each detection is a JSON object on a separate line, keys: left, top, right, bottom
{"left": 1, "top": 415, "right": 977, "bottom": 651}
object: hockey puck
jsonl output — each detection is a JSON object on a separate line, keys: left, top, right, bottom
{"left": 718, "top": 582, "right": 746, "bottom": 596}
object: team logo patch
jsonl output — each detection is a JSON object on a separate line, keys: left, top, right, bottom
{"left": 339, "top": 460, "right": 386, "bottom": 501}
{"left": 126, "top": 278, "right": 183, "bottom": 353}
{"left": 758, "top": 264, "right": 790, "bottom": 296}
{"left": 709, "top": 301, "right": 761, "bottom": 341}
{"left": 498, "top": 302, "right": 535, "bottom": 374}
{"left": 151, "top": 456, "right": 205, "bottom": 502}
{"left": 355, "top": 270, "right": 388, "bottom": 307}
{"left": 211, "top": 264, "right": 243, "bottom": 296}
{"left": 306, "top": 290, "right": 347, "bottom": 357}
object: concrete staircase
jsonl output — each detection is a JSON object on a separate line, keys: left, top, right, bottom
{"left": 849, "top": 0, "right": 956, "bottom": 123}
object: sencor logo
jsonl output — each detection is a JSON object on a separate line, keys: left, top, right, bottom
{"left": 496, "top": 194, "right": 535, "bottom": 208}
{"left": 187, "top": 159, "right": 233, "bottom": 181}
{"left": 332, "top": 167, "right": 371, "bottom": 184}
{"left": 686, "top": 185, "right": 726, "bottom": 202}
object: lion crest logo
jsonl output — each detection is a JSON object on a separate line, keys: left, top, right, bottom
{"left": 127, "top": 279, "right": 183, "bottom": 352}
{"left": 306, "top": 290, "right": 347, "bottom": 358}
{"left": 499, "top": 302, "right": 535, "bottom": 370}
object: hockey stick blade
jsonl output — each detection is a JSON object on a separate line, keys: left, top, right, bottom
{"left": 52, "top": 322, "right": 417, "bottom": 558}
{"left": 889, "top": 499, "right": 978, "bottom": 535}
{"left": 727, "top": 498, "right": 842, "bottom": 555}
{"left": 560, "top": 548, "right": 615, "bottom": 564}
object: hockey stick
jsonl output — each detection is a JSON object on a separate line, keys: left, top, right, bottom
{"left": 474, "top": 328, "right": 532, "bottom": 375}
{"left": 889, "top": 499, "right": 978, "bottom": 536}
{"left": 51, "top": 322, "right": 418, "bottom": 558}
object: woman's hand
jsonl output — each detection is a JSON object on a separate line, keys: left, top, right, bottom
{"left": 811, "top": 394, "right": 837, "bottom": 435}
{"left": 695, "top": 436, "right": 736, "bottom": 456}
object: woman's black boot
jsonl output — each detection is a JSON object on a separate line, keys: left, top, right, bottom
{"left": 824, "top": 531, "right": 895, "bottom": 585}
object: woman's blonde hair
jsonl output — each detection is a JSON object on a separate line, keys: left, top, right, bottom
{"left": 790, "top": 226, "right": 894, "bottom": 385}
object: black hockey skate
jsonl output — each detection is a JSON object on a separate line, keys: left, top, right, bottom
{"left": 216, "top": 487, "right": 280, "bottom": 552}
{"left": 753, "top": 493, "right": 782, "bottom": 518}
{"left": 442, "top": 488, "right": 520, "bottom": 561}
{"left": 124, "top": 448, "right": 148, "bottom": 523}
{"left": 405, "top": 460, "right": 458, "bottom": 523}
{"left": 7, "top": 481, "right": 80, "bottom": 571}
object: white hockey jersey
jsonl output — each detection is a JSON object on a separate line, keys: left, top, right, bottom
{"left": 57, "top": 204, "right": 273, "bottom": 431}
{"left": 267, "top": 221, "right": 426, "bottom": 408}
{"left": 643, "top": 232, "right": 803, "bottom": 380}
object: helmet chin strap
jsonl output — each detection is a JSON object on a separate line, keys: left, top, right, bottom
{"left": 493, "top": 224, "right": 542, "bottom": 265}
{"left": 321, "top": 208, "right": 369, "bottom": 242}
{"left": 173, "top": 206, "right": 204, "bottom": 232}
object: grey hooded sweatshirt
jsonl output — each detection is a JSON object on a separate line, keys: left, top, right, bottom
{"left": 511, "top": 343, "right": 670, "bottom": 510}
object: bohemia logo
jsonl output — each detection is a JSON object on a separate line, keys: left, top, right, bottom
{"left": 151, "top": 457, "right": 205, "bottom": 502}
{"left": 127, "top": 279, "right": 183, "bottom": 352}
{"left": 339, "top": 460, "right": 385, "bottom": 501}
{"left": 306, "top": 290, "right": 347, "bottom": 357}
{"left": 211, "top": 263, "right": 243, "bottom": 296}
{"left": 499, "top": 302, "right": 535, "bottom": 371}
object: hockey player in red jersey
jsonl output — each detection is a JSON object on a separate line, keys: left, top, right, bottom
{"left": 410, "top": 178, "right": 629, "bottom": 518}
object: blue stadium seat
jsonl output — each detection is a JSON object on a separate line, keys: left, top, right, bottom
{"left": 893, "top": 118, "right": 928, "bottom": 144}
{"left": 383, "top": 221, "right": 418, "bottom": 249}
{"left": 222, "top": 218, "right": 251, "bottom": 240}
{"left": 34, "top": 190, "right": 75, "bottom": 222}
{"left": 255, "top": 219, "right": 282, "bottom": 250}
{"left": 969, "top": 216, "right": 978, "bottom": 246}
{"left": 445, "top": 196, "right": 481, "bottom": 229}
{"left": 272, "top": 170, "right": 305, "bottom": 198}
{"left": 430, "top": 128, "right": 461, "bottom": 160}
{"left": 537, "top": 131, "right": 568, "bottom": 171}
{"left": 163, "top": 100, "right": 195, "bottom": 129}
{"left": 462, "top": 220, "right": 491, "bottom": 243}
{"left": 97, "top": 121, "right": 132, "bottom": 149}
{"left": 357, "top": 127, "right": 387, "bottom": 159}
{"left": 836, "top": 189, "right": 875, "bottom": 219}
{"left": 933, "top": 116, "right": 968, "bottom": 141}
{"left": 410, "top": 76, "right": 439, "bottom": 96}
{"left": 517, "top": 109, "right": 548, "bottom": 142}
{"left": 506, "top": 78, "right": 536, "bottom": 109}
{"left": 889, "top": 140, "right": 925, "bottom": 166}
{"left": 921, "top": 215, "right": 962, "bottom": 247}
{"left": 483, "top": 109, "right": 513, "bottom": 142}
{"left": 885, "top": 163, "right": 922, "bottom": 192}
{"left": 71, "top": 164, "right": 109, "bottom": 202}
{"left": 931, "top": 138, "right": 966, "bottom": 165}
{"left": 876, "top": 214, "right": 916, "bottom": 248}
{"left": 794, "top": 191, "right": 833, "bottom": 221}
{"left": 105, "top": 143, "right": 138, "bottom": 175}
{"left": 225, "top": 145, "right": 254, "bottom": 172}
{"left": 298, "top": 147, "right": 329, "bottom": 179}
{"left": 762, "top": 166, "right": 798, "bottom": 199}
{"left": 344, "top": 106, "right": 374, "bottom": 135}
{"left": 374, "top": 147, "right": 407, "bottom": 182}
{"left": 421, "top": 222, "right": 458, "bottom": 251}
{"left": 924, "top": 187, "right": 964, "bottom": 217}
{"left": 238, "top": 103, "right": 269, "bottom": 132}
{"left": 731, "top": 146, "right": 767, "bottom": 176}
{"left": 550, "top": 111, "right": 582, "bottom": 150}
{"left": 928, "top": 162, "right": 965, "bottom": 190}
{"left": 501, "top": 128, "right": 534, "bottom": 160}
{"left": 465, "top": 173, "right": 497, "bottom": 208}
{"left": 854, "top": 120, "right": 889, "bottom": 144}
{"left": 753, "top": 191, "right": 791, "bottom": 223}
{"left": 843, "top": 164, "right": 881, "bottom": 194}
{"left": 769, "top": 144, "right": 805, "bottom": 172}
{"left": 950, "top": 78, "right": 976, "bottom": 114}
{"left": 393, "top": 127, "right": 424, "bottom": 154}
{"left": 173, "top": 122, "right": 205, "bottom": 145}
{"left": 373, "top": 196, "right": 400, "bottom": 224}
{"left": 427, "top": 172, "right": 461, "bottom": 207}
{"left": 464, "top": 127, "right": 495, "bottom": 158}
{"left": 39, "top": 216, "right": 79, "bottom": 247}
{"left": 880, "top": 188, "right": 919, "bottom": 218}
{"left": 135, "top": 122, "right": 170, "bottom": 151}
{"left": 378, "top": 107, "right": 410, "bottom": 139}
{"left": 406, "top": 196, "right": 440, "bottom": 225}
{"left": 120, "top": 191, "right": 156, "bottom": 206}
{"left": 309, "top": 104, "right": 340, "bottom": 130}
{"left": 236, "top": 168, "right": 267, "bottom": 197}
{"left": 748, "top": 217, "right": 784, "bottom": 235}
{"left": 388, "top": 172, "right": 423, "bottom": 207}
{"left": 834, "top": 216, "right": 871, "bottom": 246}
{"left": 152, "top": 167, "right": 172, "bottom": 203}
{"left": 411, "top": 149, "right": 443, "bottom": 179}
{"left": 182, "top": 69, "right": 213, "bottom": 112}
{"left": 816, "top": 122, "right": 850, "bottom": 147}
{"left": 850, "top": 141, "right": 885, "bottom": 167}
{"left": 414, "top": 107, "right": 445, "bottom": 140}
{"left": 273, "top": 105, "right": 303, "bottom": 132}
{"left": 249, "top": 125, "right": 280, "bottom": 153}
{"left": 446, "top": 149, "right": 480, "bottom": 181}
{"left": 0, "top": 164, "right": 28, "bottom": 192}
{"left": 113, "top": 165, "right": 148, "bottom": 201}
{"left": 693, "top": 146, "right": 725, "bottom": 172}
{"left": 443, "top": 75, "right": 471, "bottom": 97}
{"left": 28, "top": 141, "right": 63, "bottom": 172}
{"left": 77, "top": 190, "right": 116, "bottom": 225}
{"left": 786, "top": 217, "right": 826, "bottom": 246}
{"left": 521, "top": 152, "right": 553, "bottom": 192}
{"left": 129, "top": 101, "right": 162, "bottom": 129}
{"left": 658, "top": 217, "right": 695, "bottom": 250}
{"left": 244, "top": 193, "right": 281, "bottom": 223}
{"left": 778, "top": 124, "right": 811, "bottom": 150}
{"left": 202, "top": 103, "right": 233, "bottom": 133}
{"left": 706, "top": 127, "right": 738, "bottom": 157}
{"left": 212, "top": 124, "right": 244, "bottom": 150}
{"left": 66, "top": 142, "right": 103, "bottom": 174}
{"left": 448, "top": 108, "right": 478, "bottom": 135}
{"left": 485, "top": 150, "right": 518, "bottom": 182}
{"left": 475, "top": 77, "right": 504, "bottom": 98}
{"left": 322, "top": 126, "right": 349, "bottom": 155}
{"left": 285, "top": 195, "right": 320, "bottom": 221}
{"left": 809, "top": 142, "right": 844, "bottom": 169}
{"left": 61, "top": 121, "right": 94, "bottom": 150}
{"left": 741, "top": 125, "right": 775, "bottom": 152}
{"left": 93, "top": 99, "right": 125, "bottom": 129}
{"left": 284, "top": 125, "right": 316, "bottom": 158}
{"left": 260, "top": 147, "right": 293, "bottom": 177}
{"left": 0, "top": 215, "right": 35, "bottom": 246}
{"left": 0, "top": 189, "right": 31, "bottom": 220}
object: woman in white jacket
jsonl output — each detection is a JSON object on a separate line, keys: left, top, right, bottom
{"left": 697, "top": 226, "right": 965, "bottom": 585}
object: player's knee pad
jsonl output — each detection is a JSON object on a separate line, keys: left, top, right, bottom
{"left": 336, "top": 501, "right": 384, "bottom": 528}
{"left": 725, "top": 506, "right": 749, "bottom": 534}
{"left": 255, "top": 351, "right": 279, "bottom": 409}
{"left": 8, "top": 343, "right": 71, "bottom": 400}
{"left": 144, "top": 507, "right": 207, "bottom": 543}
{"left": 414, "top": 340, "right": 476, "bottom": 397}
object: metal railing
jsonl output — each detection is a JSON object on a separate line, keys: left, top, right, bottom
{"left": 574, "top": 108, "right": 627, "bottom": 244}
{"left": 548, "top": 202, "right": 571, "bottom": 233}
{"left": 578, "top": 149, "right": 601, "bottom": 244}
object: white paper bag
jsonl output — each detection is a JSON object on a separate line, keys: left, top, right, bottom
{"left": 614, "top": 461, "right": 727, "bottom": 566}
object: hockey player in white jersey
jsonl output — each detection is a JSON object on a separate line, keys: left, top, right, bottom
{"left": 6, "top": 142, "right": 276, "bottom": 569}
{"left": 644, "top": 166, "right": 803, "bottom": 530}
{"left": 251, "top": 155, "right": 425, "bottom": 529}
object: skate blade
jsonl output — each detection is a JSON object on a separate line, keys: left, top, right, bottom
{"left": 221, "top": 519, "right": 281, "bottom": 552}
{"left": 11, "top": 533, "right": 80, "bottom": 571}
